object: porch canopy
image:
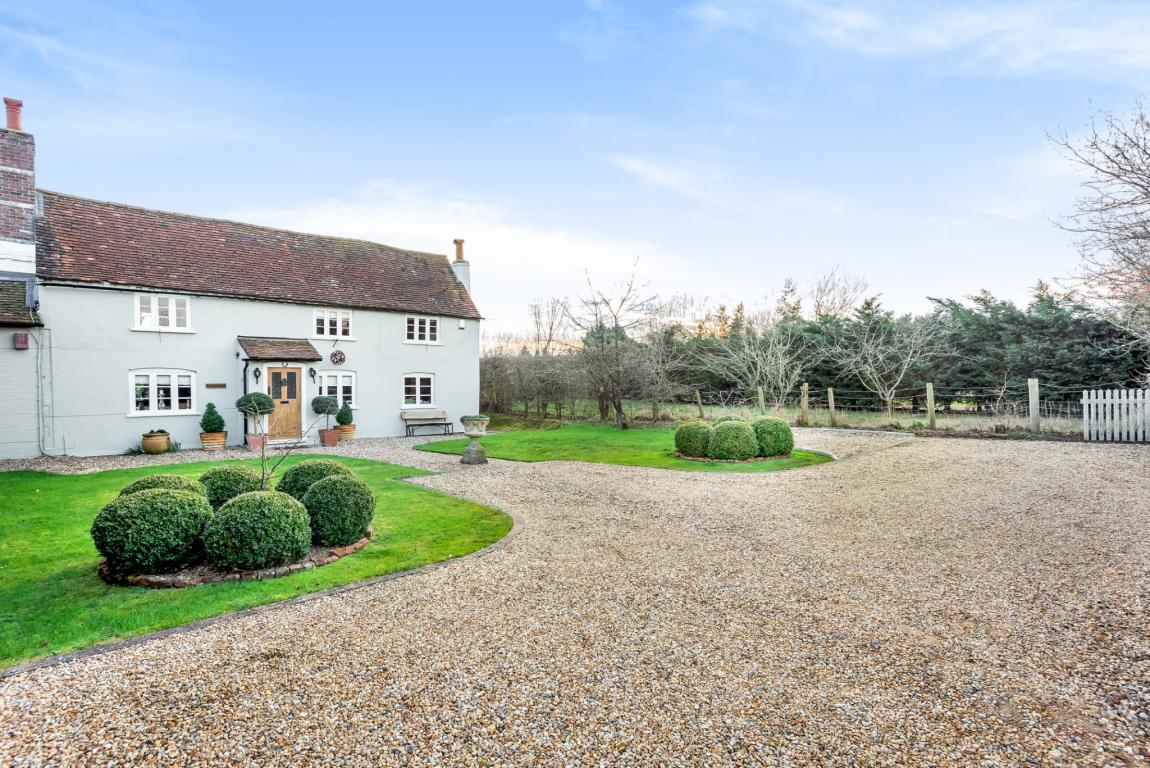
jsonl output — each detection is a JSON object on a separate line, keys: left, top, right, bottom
{"left": 238, "top": 336, "right": 322, "bottom": 362}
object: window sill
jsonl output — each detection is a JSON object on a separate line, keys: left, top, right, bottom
{"left": 401, "top": 404, "right": 438, "bottom": 410}
{"left": 126, "top": 411, "right": 200, "bottom": 418}
{"left": 132, "top": 327, "right": 195, "bottom": 334}
{"left": 311, "top": 336, "right": 356, "bottom": 342}
{"left": 402, "top": 340, "right": 443, "bottom": 346}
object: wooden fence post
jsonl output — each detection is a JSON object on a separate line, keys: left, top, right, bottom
{"left": 925, "top": 382, "right": 936, "bottom": 430}
{"left": 827, "top": 388, "right": 837, "bottom": 427}
{"left": 799, "top": 382, "right": 810, "bottom": 426}
{"left": 695, "top": 389, "right": 704, "bottom": 419}
{"left": 756, "top": 386, "right": 765, "bottom": 415}
{"left": 1028, "top": 378, "right": 1040, "bottom": 433}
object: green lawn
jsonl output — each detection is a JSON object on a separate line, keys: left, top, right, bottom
{"left": 0, "top": 455, "right": 512, "bottom": 669}
{"left": 418, "top": 422, "right": 833, "bottom": 472}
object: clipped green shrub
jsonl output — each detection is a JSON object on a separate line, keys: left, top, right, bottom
{"left": 199, "top": 465, "right": 264, "bottom": 509}
{"left": 199, "top": 402, "right": 226, "bottom": 433}
{"left": 235, "top": 392, "right": 275, "bottom": 417}
{"left": 119, "top": 473, "right": 206, "bottom": 497}
{"left": 275, "top": 459, "right": 354, "bottom": 501}
{"left": 202, "top": 491, "right": 311, "bottom": 570}
{"left": 752, "top": 417, "right": 795, "bottom": 457}
{"left": 707, "top": 420, "right": 759, "bottom": 460}
{"left": 91, "top": 489, "right": 213, "bottom": 574}
{"left": 674, "top": 420, "right": 713, "bottom": 458}
{"left": 303, "top": 475, "right": 375, "bottom": 546}
{"left": 336, "top": 403, "right": 354, "bottom": 426}
{"left": 712, "top": 415, "right": 745, "bottom": 424}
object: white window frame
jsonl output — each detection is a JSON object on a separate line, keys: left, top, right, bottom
{"left": 128, "top": 368, "right": 198, "bottom": 416}
{"left": 313, "top": 308, "right": 354, "bottom": 339}
{"left": 404, "top": 315, "right": 441, "bottom": 345}
{"left": 133, "top": 293, "right": 193, "bottom": 333}
{"left": 402, "top": 373, "right": 435, "bottom": 408}
{"left": 317, "top": 370, "right": 357, "bottom": 409}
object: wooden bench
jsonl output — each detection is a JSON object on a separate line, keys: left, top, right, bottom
{"left": 401, "top": 409, "right": 454, "bottom": 437}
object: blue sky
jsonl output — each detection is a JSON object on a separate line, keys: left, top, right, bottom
{"left": 3, "top": 0, "right": 1147, "bottom": 332}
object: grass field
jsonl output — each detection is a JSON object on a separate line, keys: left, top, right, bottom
{"left": 0, "top": 455, "right": 512, "bottom": 668}
{"left": 418, "top": 422, "right": 833, "bottom": 472}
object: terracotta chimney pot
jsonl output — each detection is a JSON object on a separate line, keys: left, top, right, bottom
{"left": 3, "top": 98, "right": 22, "bottom": 132}
{"left": 453, "top": 239, "right": 465, "bottom": 262}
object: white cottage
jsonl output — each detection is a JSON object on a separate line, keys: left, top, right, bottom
{"left": 0, "top": 98, "right": 481, "bottom": 459}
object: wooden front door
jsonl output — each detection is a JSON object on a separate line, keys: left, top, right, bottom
{"left": 267, "top": 367, "right": 302, "bottom": 440}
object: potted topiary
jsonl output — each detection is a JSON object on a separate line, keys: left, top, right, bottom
{"left": 199, "top": 402, "right": 227, "bottom": 451}
{"left": 140, "top": 428, "right": 170, "bottom": 455}
{"left": 236, "top": 392, "right": 276, "bottom": 450}
{"left": 336, "top": 402, "right": 355, "bottom": 442}
{"left": 312, "top": 396, "right": 341, "bottom": 447}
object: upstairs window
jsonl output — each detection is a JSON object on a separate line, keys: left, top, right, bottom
{"left": 405, "top": 316, "right": 439, "bottom": 343}
{"left": 403, "top": 374, "right": 434, "bottom": 406}
{"left": 130, "top": 369, "right": 196, "bottom": 415}
{"left": 314, "top": 309, "right": 353, "bottom": 338}
{"left": 135, "top": 294, "right": 191, "bottom": 332}
{"left": 318, "top": 371, "right": 356, "bottom": 407}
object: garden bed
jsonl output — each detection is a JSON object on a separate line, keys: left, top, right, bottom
{"left": 98, "top": 529, "right": 373, "bottom": 588}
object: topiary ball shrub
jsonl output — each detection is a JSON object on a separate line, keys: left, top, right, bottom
{"left": 275, "top": 459, "right": 354, "bottom": 501}
{"left": 202, "top": 491, "right": 311, "bottom": 570}
{"left": 752, "top": 417, "right": 795, "bottom": 457}
{"left": 712, "top": 415, "right": 745, "bottom": 425}
{"left": 303, "top": 475, "right": 375, "bottom": 547}
{"left": 119, "top": 474, "right": 206, "bottom": 497}
{"left": 199, "top": 465, "right": 263, "bottom": 510}
{"left": 91, "top": 489, "right": 213, "bottom": 574}
{"left": 674, "top": 420, "right": 713, "bottom": 458}
{"left": 707, "top": 420, "right": 759, "bottom": 460}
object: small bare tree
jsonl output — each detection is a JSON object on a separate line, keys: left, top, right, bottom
{"left": 821, "top": 313, "right": 943, "bottom": 417}
{"left": 567, "top": 273, "right": 658, "bottom": 429}
{"left": 637, "top": 301, "right": 692, "bottom": 420}
{"left": 696, "top": 318, "right": 813, "bottom": 411}
{"left": 809, "top": 268, "right": 869, "bottom": 320}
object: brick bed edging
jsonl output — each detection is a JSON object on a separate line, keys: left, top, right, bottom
{"left": 97, "top": 530, "right": 374, "bottom": 589}
{"left": 1, "top": 481, "right": 522, "bottom": 680}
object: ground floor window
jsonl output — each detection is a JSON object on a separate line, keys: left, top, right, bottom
{"left": 403, "top": 374, "right": 434, "bottom": 406}
{"left": 131, "top": 369, "right": 196, "bottom": 414}
{"left": 318, "top": 371, "right": 356, "bottom": 407}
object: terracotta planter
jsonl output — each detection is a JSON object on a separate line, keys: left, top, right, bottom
{"left": 200, "top": 431, "right": 227, "bottom": 451}
{"left": 141, "top": 433, "right": 170, "bottom": 455}
{"left": 319, "top": 428, "right": 341, "bottom": 447}
{"left": 338, "top": 424, "right": 356, "bottom": 442}
{"left": 246, "top": 433, "right": 267, "bottom": 451}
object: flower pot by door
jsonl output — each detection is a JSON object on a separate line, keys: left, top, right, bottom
{"left": 246, "top": 433, "right": 267, "bottom": 451}
{"left": 141, "top": 433, "right": 170, "bottom": 455}
{"left": 338, "top": 424, "right": 356, "bottom": 442}
{"left": 200, "top": 432, "right": 227, "bottom": 451}
{"left": 319, "top": 428, "right": 341, "bottom": 447}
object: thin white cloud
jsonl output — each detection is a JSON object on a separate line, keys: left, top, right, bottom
{"left": 685, "top": 0, "right": 1150, "bottom": 79}
{"left": 607, "top": 155, "right": 703, "bottom": 198}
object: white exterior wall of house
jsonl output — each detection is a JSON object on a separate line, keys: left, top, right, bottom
{"left": 0, "top": 329, "right": 41, "bottom": 458}
{"left": 17, "top": 284, "right": 479, "bottom": 458}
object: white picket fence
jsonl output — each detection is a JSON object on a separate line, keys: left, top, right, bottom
{"left": 1082, "top": 389, "right": 1150, "bottom": 442}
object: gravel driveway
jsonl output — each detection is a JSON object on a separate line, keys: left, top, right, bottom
{"left": 2, "top": 431, "right": 1148, "bottom": 766}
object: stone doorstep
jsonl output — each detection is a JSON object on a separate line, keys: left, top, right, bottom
{"left": 98, "top": 529, "right": 373, "bottom": 589}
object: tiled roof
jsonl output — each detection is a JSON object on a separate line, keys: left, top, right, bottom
{"left": 238, "top": 336, "right": 323, "bottom": 362}
{"left": 0, "top": 278, "right": 40, "bottom": 326}
{"left": 35, "top": 191, "right": 481, "bottom": 320}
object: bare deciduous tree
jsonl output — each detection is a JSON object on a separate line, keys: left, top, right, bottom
{"left": 809, "top": 268, "right": 869, "bottom": 320}
{"left": 696, "top": 318, "right": 813, "bottom": 411}
{"left": 1055, "top": 103, "right": 1150, "bottom": 375}
{"left": 821, "top": 313, "right": 943, "bottom": 416}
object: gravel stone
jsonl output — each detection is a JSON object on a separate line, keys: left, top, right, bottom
{"left": 1, "top": 430, "right": 1148, "bottom": 767}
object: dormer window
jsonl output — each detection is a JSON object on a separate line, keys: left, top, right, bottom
{"left": 314, "top": 309, "right": 353, "bottom": 338}
{"left": 405, "top": 316, "right": 439, "bottom": 343}
{"left": 134, "top": 293, "right": 191, "bottom": 332}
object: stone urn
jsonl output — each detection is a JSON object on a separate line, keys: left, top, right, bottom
{"left": 459, "top": 415, "right": 490, "bottom": 465}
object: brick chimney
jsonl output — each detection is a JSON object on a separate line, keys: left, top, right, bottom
{"left": 450, "top": 238, "right": 471, "bottom": 291}
{"left": 0, "top": 97, "right": 36, "bottom": 274}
